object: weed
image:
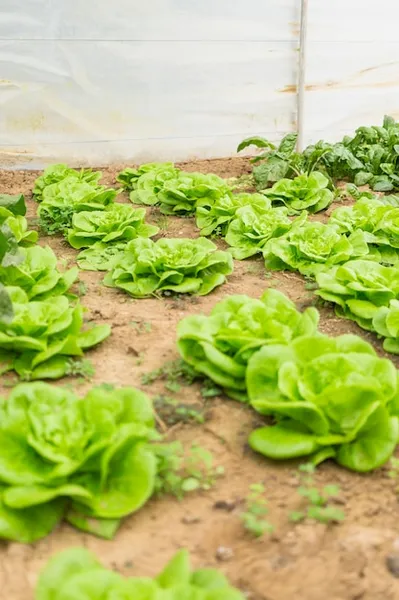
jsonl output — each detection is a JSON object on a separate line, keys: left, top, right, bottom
{"left": 388, "top": 457, "right": 399, "bottom": 479}
{"left": 141, "top": 358, "right": 198, "bottom": 387}
{"left": 290, "top": 463, "right": 345, "bottom": 524}
{"left": 153, "top": 442, "right": 224, "bottom": 499}
{"left": 65, "top": 358, "right": 96, "bottom": 380}
{"left": 135, "top": 351, "right": 146, "bottom": 366}
{"left": 77, "top": 281, "right": 88, "bottom": 296}
{"left": 240, "top": 483, "right": 273, "bottom": 537}
{"left": 154, "top": 394, "right": 205, "bottom": 426}
{"left": 130, "top": 320, "right": 152, "bottom": 334}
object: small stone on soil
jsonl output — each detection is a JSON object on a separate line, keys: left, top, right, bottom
{"left": 182, "top": 515, "right": 201, "bottom": 524}
{"left": 215, "top": 546, "right": 234, "bottom": 561}
{"left": 386, "top": 553, "right": 399, "bottom": 577}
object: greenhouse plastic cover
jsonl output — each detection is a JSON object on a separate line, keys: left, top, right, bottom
{"left": 0, "top": 0, "right": 398, "bottom": 168}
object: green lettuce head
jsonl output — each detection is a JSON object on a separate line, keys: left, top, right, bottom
{"left": 104, "top": 237, "right": 233, "bottom": 298}
{"left": 33, "top": 164, "right": 102, "bottom": 201}
{"left": 177, "top": 288, "right": 319, "bottom": 401}
{"left": 248, "top": 333, "right": 399, "bottom": 472}
{"left": 263, "top": 172, "right": 334, "bottom": 214}
{"left": 0, "top": 383, "right": 156, "bottom": 542}
{"left": 117, "top": 162, "right": 178, "bottom": 192}
{"left": 67, "top": 203, "right": 159, "bottom": 249}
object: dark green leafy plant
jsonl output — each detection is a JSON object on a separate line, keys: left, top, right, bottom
{"left": 35, "top": 547, "right": 244, "bottom": 600}
{"left": 177, "top": 289, "right": 319, "bottom": 401}
{"left": 0, "top": 383, "right": 157, "bottom": 542}
{"left": 104, "top": 237, "right": 233, "bottom": 297}
{"left": 248, "top": 333, "right": 399, "bottom": 472}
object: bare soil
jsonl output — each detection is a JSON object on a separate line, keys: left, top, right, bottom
{"left": 1, "top": 158, "right": 399, "bottom": 600}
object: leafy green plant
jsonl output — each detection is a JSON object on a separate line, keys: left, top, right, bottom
{"left": 225, "top": 204, "right": 293, "bottom": 259}
{"left": 263, "top": 172, "right": 334, "bottom": 214}
{"left": 177, "top": 289, "right": 319, "bottom": 401}
{"left": 263, "top": 218, "right": 369, "bottom": 277}
{"left": 0, "top": 193, "right": 27, "bottom": 215}
{"left": 33, "top": 164, "right": 102, "bottom": 201}
{"left": 104, "top": 237, "right": 233, "bottom": 298}
{"left": 0, "top": 287, "right": 110, "bottom": 380}
{"left": 35, "top": 547, "right": 244, "bottom": 600}
{"left": 237, "top": 133, "right": 302, "bottom": 189}
{"left": 0, "top": 382, "right": 158, "bottom": 542}
{"left": 195, "top": 191, "right": 270, "bottom": 237}
{"left": 67, "top": 203, "right": 159, "bottom": 249}
{"left": 154, "top": 395, "right": 205, "bottom": 426}
{"left": 372, "top": 299, "right": 399, "bottom": 354}
{"left": 154, "top": 442, "right": 224, "bottom": 498}
{"left": 247, "top": 333, "right": 399, "bottom": 472}
{"left": 0, "top": 194, "right": 38, "bottom": 246}
{"left": 119, "top": 162, "right": 179, "bottom": 197}
{"left": 289, "top": 464, "right": 345, "bottom": 524}
{"left": 76, "top": 241, "right": 126, "bottom": 271}
{"left": 0, "top": 245, "right": 78, "bottom": 299}
{"left": 315, "top": 259, "right": 399, "bottom": 331}
{"left": 38, "top": 177, "right": 118, "bottom": 234}
{"left": 156, "top": 172, "right": 231, "bottom": 216}
{"left": 240, "top": 483, "right": 273, "bottom": 537}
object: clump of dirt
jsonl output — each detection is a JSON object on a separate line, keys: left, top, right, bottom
{"left": 0, "top": 159, "right": 399, "bottom": 600}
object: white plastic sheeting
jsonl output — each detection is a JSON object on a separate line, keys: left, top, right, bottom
{"left": 0, "top": 0, "right": 398, "bottom": 167}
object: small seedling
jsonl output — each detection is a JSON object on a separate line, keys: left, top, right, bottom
{"left": 240, "top": 483, "right": 273, "bottom": 537}
{"left": 130, "top": 320, "right": 152, "bottom": 334}
{"left": 66, "top": 358, "right": 96, "bottom": 380}
{"left": 153, "top": 442, "right": 224, "bottom": 499}
{"left": 387, "top": 457, "right": 399, "bottom": 479}
{"left": 154, "top": 394, "right": 205, "bottom": 426}
{"left": 77, "top": 281, "right": 88, "bottom": 297}
{"left": 290, "top": 463, "right": 345, "bottom": 524}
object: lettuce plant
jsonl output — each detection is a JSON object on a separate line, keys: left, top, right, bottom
{"left": 128, "top": 163, "right": 181, "bottom": 205}
{"left": 263, "top": 172, "right": 334, "bottom": 214}
{"left": 0, "top": 194, "right": 37, "bottom": 246}
{"left": 263, "top": 219, "right": 369, "bottom": 276}
{"left": 373, "top": 300, "right": 399, "bottom": 354}
{"left": 329, "top": 197, "right": 385, "bottom": 235}
{"left": 316, "top": 259, "right": 399, "bottom": 331}
{"left": 247, "top": 334, "right": 399, "bottom": 472}
{"left": 195, "top": 192, "right": 270, "bottom": 237}
{"left": 77, "top": 241, "right": 126, "bottom": 271}
{"left": 0, "top": 287, "right": 110, "bottom": 380}
{"left": 0, "top": 382, "right": 156, "bottom": 542}
{"left": 0, "top": 193, "right": 27, "bottom": 215}
{"left": 0, "top": 245, "right": 78, "bottom": 299}
{"left": 225, "top": 204, "right": 293, "bottom": 260}
{"left": 157, "top": 172, "right": 231, "bottom": 216}
{"left": 177, "top": 289, "right": 319, "bottom": 401}
{"left": 38, "top": 177, "right": 118, "bottom": 233}
{"left": 67, "top": 203, "right": 159, "bottom": 249}
{"left": 36, "top": 547, "right": 244, "bottom": 599}
{"left": 104, "top": 237, "right": 233, "bottom": 298}
{"left": 33, "top": 164, "right": 102, "bottom": 201}
{"left": 117, "top": 162, "right": 178, "bottom": 192}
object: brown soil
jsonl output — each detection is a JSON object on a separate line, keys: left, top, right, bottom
{"left": 1, "top": 158, "right": 399, "bottom": 600}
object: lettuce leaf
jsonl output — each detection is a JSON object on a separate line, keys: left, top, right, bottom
{"left": 157, "top": 172, "right": 231, "bottom": 216}
{"left": 117, "top": 162, "right": 178, "bottom": 192}
{"left": 33, "top": 164, "right": 102, "bottom": 202}
{"left": 104, "top": 237, "right": 233, "bottom": 298}
{"left": 76, "top": 241, "right": 126, "bottom": 271}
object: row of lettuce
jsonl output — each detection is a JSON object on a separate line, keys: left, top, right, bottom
{"left": 0, "top": 193, "right": 110, "bottom": 380}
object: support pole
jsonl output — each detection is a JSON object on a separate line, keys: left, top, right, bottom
{"left": 297, "top": 0, "right": 308, "bottom": 151}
